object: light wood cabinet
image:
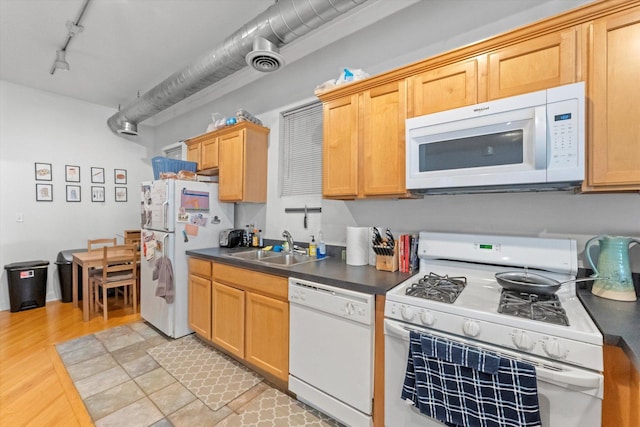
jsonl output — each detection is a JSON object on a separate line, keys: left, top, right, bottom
{"left": 486, "top": 28, "right": 578, "bottom": 100}
{"left": 245, "top": 292, "right": 289, "bottom": 381}
{"left": 322, "top": 94, "right": 359, "bottom": 198}
{"left": 407, "top": 58, "right": 482, "bottom": 117}
{"left": 212, "top": 281, "right": 245, "bottom": 358}
{"left": 320, "top": 81, "right": 408, "bottom": 199}
{"left": 185, "top": 131, "right": 219, "bottom": 173}
{"left": 218, "top": 122, "right": 269, "bottom": 202}
{"left": 584, "top": 7, "right": 640, "bottom": 191}
{"left": 603, "top": 345, "right": 640, "bottom": 427}
{"left": 188, "top": 258, "right": 212, "bottom": 339}
{"left": 211, "top": 262, "right": 289, "bottom": 384}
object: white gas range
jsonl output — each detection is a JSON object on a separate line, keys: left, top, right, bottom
{"left": 384, "top": 232, "right": 604, "bottom": 427}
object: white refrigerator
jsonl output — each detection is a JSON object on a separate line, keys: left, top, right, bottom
{"left": 140, "top": 179, "right": 233, "bottom": 338}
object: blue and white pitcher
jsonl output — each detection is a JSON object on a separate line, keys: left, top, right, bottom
{"left": 585, "top": 235, "right": 639, "bottom": 302}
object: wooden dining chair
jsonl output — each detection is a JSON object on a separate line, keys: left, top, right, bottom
{"left": 88, "top": 238, "right": 117, "bottom": 251}
{"left": 90, "top": 244, "right": 137, "bottom": 321}
{"left": 124, "top": 235, "right": 142, "bottom": 306}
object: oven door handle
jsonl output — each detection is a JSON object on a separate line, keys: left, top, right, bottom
{"left": 385, "top": 319, "right": 603, "bottom": 391}
{"left": 535, "top": 365, "right": 602, "bottom": 389}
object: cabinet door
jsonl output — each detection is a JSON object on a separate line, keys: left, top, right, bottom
{"left": 201, "top": 136, "right": 219, "bottom": 169}
{"left": 487, "top": 29, "right": 577, "bottom": 100}
{"left": 603, "top": 345, "right": 640, "bottom": 427}
{"left": 186, "top": 143, "right": 200, "bottom": 169}
{"left": 188, "top": 274, "right": 211, "bottom": 339}
{"left": 322, "top": 94, "right": 359, "bottom": 198}
{"left": 212, "top": 282, "right": 245, "bottom": 358}
{"left": 361, "top": 81, "right": 407, "bottom": 196}
{"left": 245, "top": 292, "right": 289, "bottom": 382}
{"left": 587, "top": 8, "right": 640, "bottom": 190}
{"left": 408, "top": 59, "right": 480, "bottom": 117}
{"left": 218, "top": 130, "right": 245, "bottom": 202}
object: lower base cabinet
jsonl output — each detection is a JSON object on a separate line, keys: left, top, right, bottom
{"left": 603, "top": 345, "right": 640, "bottom": 427}
{"left": 188, "top": 258, "right": 289, "bottom": 385}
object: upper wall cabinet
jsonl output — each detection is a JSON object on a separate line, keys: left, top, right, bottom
{"left": 584, "top": 6, "right": 640, "bottom": 191}
{"left": 185, "top": 122, "right": 269, "bottom": 202}
{"left": 185, "top": 131, "right": 219, "bottom": 174}
{"left": 218, "top": 122, "right": 269, "bottom": 203}
{"left": 486, "top": 29, "right": 577, "bottom": 100}
{"left": 320, "top": 81, "right": 409, "bottom": 199}
{"left": 407, "top": 58, "right": 482, "bottom": 118}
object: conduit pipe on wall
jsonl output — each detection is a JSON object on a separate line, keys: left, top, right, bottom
{"left": 107, "top": 0, "right": 368, "bottom": 137}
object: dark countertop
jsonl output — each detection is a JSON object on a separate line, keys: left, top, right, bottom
{"left": 187, "top": 247, "right": 640, "bottom": 371}
{"left": 577, "top": 286, "right": 640, "bottom": 371}
{"left": 186, "top": 247, "right": 414, "bottom": 296}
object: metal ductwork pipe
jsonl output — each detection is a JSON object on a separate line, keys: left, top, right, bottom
{"left": 108, "top": 0, "right": 368, "bottom": 137}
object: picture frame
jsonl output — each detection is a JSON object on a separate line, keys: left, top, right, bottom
{"left": 91, "top": 167, "right": 105, "bottom": 184}
{"left": 114, "top": 168, "right": 127, "bottom": 184}
{"left": 65, "top": 165, "right": 80, "bottom": 182}
{"left": 36, "top": 183, "right": 53, "bottom": 201}
{"left": 35, "top": 162, "right": 52, "bottom": 181}
{"left": 66, "top": 185, "right": 81, "bottom": 202}
{"left": 115, "top": 187, "right": 128, "bottom": 202}
{"left": 91, "top": 186, "right": 105, "bottom": 202}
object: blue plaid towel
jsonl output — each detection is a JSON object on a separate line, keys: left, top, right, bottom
{"left": 402, "top": 331, "right": 541, "bottom": 427}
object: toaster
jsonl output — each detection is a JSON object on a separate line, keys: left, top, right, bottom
{"left": 219, "top": 229, "right": 244, "bottom": 248}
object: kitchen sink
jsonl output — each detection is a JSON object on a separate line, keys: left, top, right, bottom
{"left": 225, "top": 250, "right": 325, "bottom": 267}
{"left": 226, "top": 249, "right": 280, "bottom": 261}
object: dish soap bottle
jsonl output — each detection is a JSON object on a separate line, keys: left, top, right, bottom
{"left": 309, "top": 235, "right": 317, "bottom": 257}
{"left": 317, "top": 231, "right": 326, "bottom": 259}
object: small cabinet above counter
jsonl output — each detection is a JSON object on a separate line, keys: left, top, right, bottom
{"left": 185, "top": 121, "right": 269, "bottom": 202}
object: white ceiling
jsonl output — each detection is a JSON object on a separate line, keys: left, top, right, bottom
{"left": 0, "top": 0, "right": 416, "bottom": 125}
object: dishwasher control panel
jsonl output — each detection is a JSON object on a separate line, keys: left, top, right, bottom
{"left": 288, "top": 278, "right": 374, "bottom": 326}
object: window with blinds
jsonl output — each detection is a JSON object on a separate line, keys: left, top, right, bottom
{"left": 280, "top": 102, "right": 323, "bottom": 196}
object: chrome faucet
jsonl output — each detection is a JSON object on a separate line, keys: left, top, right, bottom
{"left": 282, "top": 230, "right": 294, "bottom": 253}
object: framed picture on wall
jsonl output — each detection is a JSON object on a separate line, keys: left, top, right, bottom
{"left": 114, "top": 169, "right": 127, "bottom": 184}
{"left": 65, "top": 165, "right": 80, "bottom": 182}
{"left": 36, "top": 183, "right": 53, "bottom": 201}
{"left": 115, "top": 187, "right": 127, "bottom": 202}
{"left": 66, "top": 185, "right": 81, "bottom": 202}
{"left": 91, "top": 167, "right": 105, "bottom": 183}
{"left": 91, "top": 186, "right": 105, "bottom": 202}
{"left": 35, "top": 162, "right": 52, "bottom": 181}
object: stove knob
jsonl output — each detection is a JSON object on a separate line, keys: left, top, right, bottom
{"left": 401, "top": 306, "right": 415, "bottom": 321}
{"left": 543, "top": 339, "right": 567, "bottom": 359}
{"left": 462, "top": 320, "right": 480, "bottom": 337}
{"left": 345, "top": 302, "right": 355, "bottom": 316}
{"left": 512, "top": 331, "right": 534, "bottom": 351}
{"left": 420, "top": 311, "right": 435, "bottom": 326}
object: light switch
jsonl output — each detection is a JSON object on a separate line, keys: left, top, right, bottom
{"left": 16, "top": 213, "right": 24, "bottom": 222}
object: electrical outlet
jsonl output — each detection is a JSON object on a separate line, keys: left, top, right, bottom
{"left": 16, "top": 213, "right": 24, "bottom": 223}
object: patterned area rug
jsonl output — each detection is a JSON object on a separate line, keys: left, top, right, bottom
{"left": 147, "top": 334, "right": 262, "bottom": 411}
{"left": 55, "top": 322, "right": 343, "bottom": 426}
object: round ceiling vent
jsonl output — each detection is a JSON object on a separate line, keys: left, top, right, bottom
{"left": 117, "top": 121, "right": 138, "bottom": 136}
{"left": 246, "top": 37, "right": 285, "bottom": 73}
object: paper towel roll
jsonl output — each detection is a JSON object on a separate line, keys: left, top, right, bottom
{"left": 347, "top": 226, "right": 370, "bottom": 266}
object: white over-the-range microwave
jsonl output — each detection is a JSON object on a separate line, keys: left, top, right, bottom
{"left": 405, "top": 82, "right": 585, "bottom": 194}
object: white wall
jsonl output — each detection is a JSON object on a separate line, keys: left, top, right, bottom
{"left": 0, "top": 81, "right": 155, "bottom": 311}
{"left": 153, "top": 0, "right": 640, "bottom": 270}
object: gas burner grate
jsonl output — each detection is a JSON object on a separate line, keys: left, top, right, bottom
{"left": 405, "top": 272, "right": 467, "bottom": 303}
{"left": 498, "top": 290, "right": 569, "bottom": 326}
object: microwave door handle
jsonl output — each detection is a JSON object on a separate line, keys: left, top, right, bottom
{"left": 534, "top": 106, "right": 547, "bottom": 169}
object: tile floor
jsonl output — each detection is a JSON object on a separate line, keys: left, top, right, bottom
{"left": 55, "top": 322, "right": 343, "bottom": 427}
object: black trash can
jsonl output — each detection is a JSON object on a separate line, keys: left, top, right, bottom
{"left": 4, "top": 260, "right": 50, "bottom": 312}
{"left": 55, "top": 249, "right": 85, "bottom": 303}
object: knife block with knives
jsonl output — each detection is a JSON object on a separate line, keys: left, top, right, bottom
{"left": 372, "top": 227, "right": 398, "bottom": 272}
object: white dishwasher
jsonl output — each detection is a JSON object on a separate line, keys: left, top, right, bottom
{"left": 288, "top": 277, "right": 375, "bottom": 427}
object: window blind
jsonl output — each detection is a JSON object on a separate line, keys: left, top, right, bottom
{"left": 280, "top": 102, "right": 323, "bottom": 196}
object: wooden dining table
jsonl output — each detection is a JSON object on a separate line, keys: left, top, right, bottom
{"left": 72, "top": 248, "right": 138, "bottom": 321}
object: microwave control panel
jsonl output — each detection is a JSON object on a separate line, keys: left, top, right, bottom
{"left": 546, "top": 99, "right": 579, "bottom": 169}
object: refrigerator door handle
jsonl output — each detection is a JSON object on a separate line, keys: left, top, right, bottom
{"left": 162, "top": 199, "right": 169, "bottom": 231}
{"left": 162, "top": 233, "right": 169, "bottom": 255}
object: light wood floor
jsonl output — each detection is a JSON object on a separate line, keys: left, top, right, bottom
{"left": 0, "top": 301, "right": 140, "bottom": 426}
